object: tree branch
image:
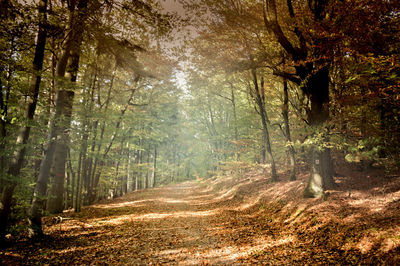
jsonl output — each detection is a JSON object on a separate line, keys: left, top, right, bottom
{"left": 213, "top": 92, "right": 232, "bottom": 102}
{"left": 287, "top": 0, "right": 295, "bottom": 17}
{"left": 272, "top": 70, "right": 301, "bottom": 85}
{"left": 263, "top": 0, "right": 299, "bottom": 59}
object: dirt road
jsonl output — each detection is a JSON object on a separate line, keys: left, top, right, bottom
{"left": 1, "top": 180, "right": 260, "bottom": 265}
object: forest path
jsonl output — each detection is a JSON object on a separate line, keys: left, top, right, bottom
{"left": 80, "top": 181, "right": 239, "bottom": 265}
{"left": 2, "top": 180, "right": 257, "bottom": 265}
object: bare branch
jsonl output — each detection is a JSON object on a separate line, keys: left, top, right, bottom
{"left": 213, "top": 92, "right": 232, "bottom": 102}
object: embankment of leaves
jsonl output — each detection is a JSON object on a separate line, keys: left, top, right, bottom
{"left": 199, "top": 161, "right": 400, "bottom": 264}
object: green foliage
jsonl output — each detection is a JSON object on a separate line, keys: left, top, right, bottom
{"left": 344, "top": 137, "right": 382, "bottom": 163}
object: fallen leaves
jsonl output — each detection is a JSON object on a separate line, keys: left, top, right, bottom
{"left": 1, "top": 166, "right": 400, "bottom": 265}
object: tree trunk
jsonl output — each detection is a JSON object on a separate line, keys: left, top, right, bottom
{"left": 29, "top": 89, "right": 69, "bottom": 235}
{"left": 47, "top": 13, "right": 86, "bottom": 212}
{"left": 115, "top": 136, "right": 124, "bottom": 196}
{"left": 146, "top": 143, "right": 151, "bottom": 189}
{"left": 251, "top": 69, "right": 278, "bottom": 182}
{"left": 171, "top": 144, "right": 176, "bottom": 183}
{"left": 0, "top": 0, "right": 48, "bottom": 241}
{"left": 282, "top": 79, "right": 296, "bottom": 181}
{"left": 78, "top": 76, "right": 96, "bottom": 205}
{"left": 45, "top": 89, "right": 74, "bottom": 214}
{"left": 230, "top": 84, "right": 240, "bottom": 161}
{"left": 153, "top": 145, "right": 157, "bottom": 187}
{"left": 86, "top": 119, "right": 97, "bottom": 199}
{"left": 65, "top": 168, "right": 70, "bottom": 210}
{"left": 264, "top": 0, "right": 334, "bottom": 196}
{"left": 67, "top": 149, "right": 75, "bottom": 209}
{"left": 126, "top": 140, "right": 131, "bottom": 193}
{"left": 87, "top": 74, "right": 113, "bottom": 204}
{"left": 139, "top": 146, "right": 144, "bottom": 189}
{"left": 29, "top": 0, "right": 88, "bottom": 236}
{"left": 90, "top": 86, "right": 136, "bottom": 203}
{"left": 0, "top": 7, "right": 13, "bottom": 195}
{"left": 303, "top": 66, "right": 335, "bottom": 197}
{"left": 134, "top": 144, "right": 139, "bottom": 191}
{"left": 74, "top": 149, "right": 83, "bottom": 212}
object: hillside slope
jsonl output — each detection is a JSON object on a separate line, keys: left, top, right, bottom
{"left": 1, "top": 164, "right": 400, "bottom": 264}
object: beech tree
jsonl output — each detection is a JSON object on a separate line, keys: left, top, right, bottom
{"left": 0, "top": 0, "right": 48, "bottom": 242}
{"left": 262, "top": 0, "right": 335, "bottom": 197}
{"left": 262, "top": 0, "right": 400, "bottom": 195}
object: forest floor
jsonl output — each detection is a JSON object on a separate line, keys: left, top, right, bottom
{"left": 1, "top": 161, "right": 400, "bottom": 265}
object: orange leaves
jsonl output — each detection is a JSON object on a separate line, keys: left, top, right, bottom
{"left": 1, "top": 168, "right": 400, "bottom": 264}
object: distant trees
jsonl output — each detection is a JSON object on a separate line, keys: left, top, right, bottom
{"left": 248, "top": 69, "right": 278, "bottom": 181}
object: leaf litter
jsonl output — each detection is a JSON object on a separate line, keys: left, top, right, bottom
{"left": 1, "top": 162, "right": 400, "bottom": 265}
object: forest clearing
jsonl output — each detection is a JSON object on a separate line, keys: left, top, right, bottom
{"left": 1, "top": 0, "right": 400, "bottom": 264}
{"left": 1, "top": 162, "right": 400, "bottom": 264}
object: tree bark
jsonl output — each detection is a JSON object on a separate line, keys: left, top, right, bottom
{"left": 46, "top": 3, "right": 87, "bottom": 212}
{"left": 146, "top": 143, "right": 151, "bottom": 188}
{"left": 303, "top": 67, "right": 335, "bottom": 197}
{"left": 126, "top": 140, "right": 132, "bottom": 192}
{"left": 139, "top": 144, "right": 144, "bottom": 189}
{"left": 78, "top": 74, "right": 96, "bottom": 205}
{"left": 115, "top": 136, "right": 125, "bottom": 196}
{"left": 29, "top": 89, "right": 68, "bottom": 235}
{"left": 67, "top": 149, "right": 75, "bottom": 209}
{"left": 74, "top": 149, "right": 83, "bottom": 212}
{"left": 45, "top": 88, "right": 74, "bottom": 214}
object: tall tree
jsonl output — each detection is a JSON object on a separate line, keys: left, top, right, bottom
{"left": 0, "top": 0, "right": 48, "bottom": 241}
{"left": 282, "top": 78, "right": 296, "bottom": 181}
{"left": 263, "top": 0, "right": 335, "bottom": 197}
{"left": 29, "top": 0, "right": 89, "bottom": 235}
{"left": 249, "top": 69, "right": 278, "bottom": 181}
